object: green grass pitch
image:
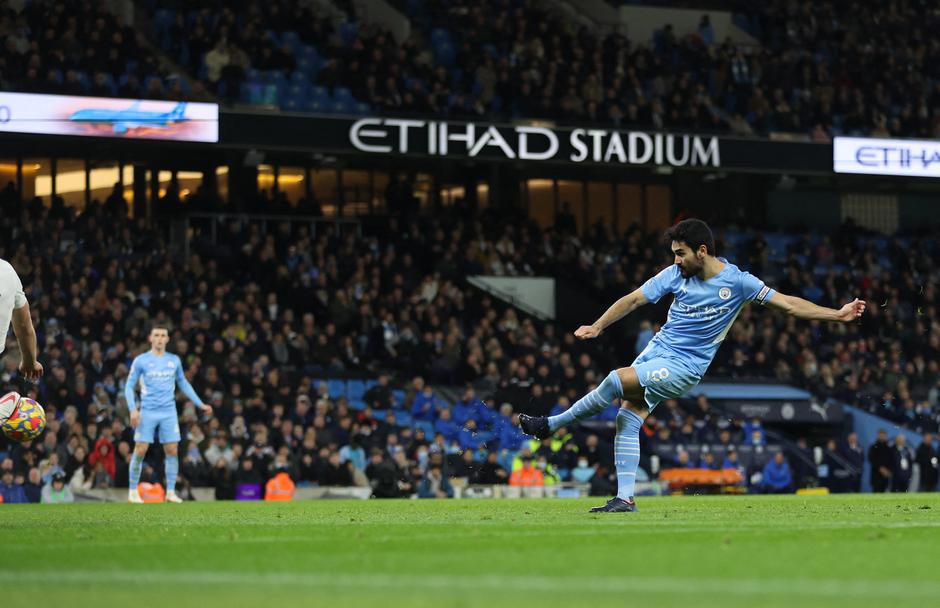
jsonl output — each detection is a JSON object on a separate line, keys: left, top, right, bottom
{"left": 2, "top": 494, "right": 939, "bottom": 607}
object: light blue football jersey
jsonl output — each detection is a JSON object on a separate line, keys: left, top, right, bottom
{"left": 639, "top": 260, "right": 775, "bottom": 377}
{"left": 124, "top": 351, "right": 203, "bottom": 413}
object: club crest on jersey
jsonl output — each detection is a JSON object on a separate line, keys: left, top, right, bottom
{"left": 718, "top": 287, "right": 731, "bottom": 300}
{"left": 167, "top": 361, "right": 176, "bottom": 369}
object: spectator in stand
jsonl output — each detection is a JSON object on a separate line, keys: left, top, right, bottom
{"left": 841, "top": 433, "right": 865, "bottom": 492}
{"left": 571, "top": 458, "right": 595, "bottom": 484}
{"left": 418, "top": 465, "right": 453, "bottom": 498}
{"left": 868, "top": 430, "right": 893, "bottom": 493}
{"left": 318, "top": 452, "right": 354, "bottom": 486}
{"left": 0, "top": 468, "right": 27, "bottom": 504}
{"left": 366, "top": 449, "right": 402, "bottom": 498}
{"left": 42, "top": 472, "right": 75, "bottom": 504}
{"left": 509, "top": 455, "right": 544, "bottom": 486}
{"left": 23, "top": 468, "right": 43, "bottom": 503}
{"left": 476, "top": 451, "right": 508, "bottom": 485}
{"left": 760, "top": 452, "right": 792, "bottom": 494}
{"left": 891, "top": 434, "right": 915, "bottom": 493}
{"left": 916, "top": 434, "right": 939, "bottom": 492}
{"left": 1, "top": 184, "right": 935, "bottom": 499}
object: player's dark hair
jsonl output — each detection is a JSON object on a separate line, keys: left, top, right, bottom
{"left": 664, "top": 219, "right": 715, "bottom": 256}
{"left": 149, "top": 324, "right": 170, "bottom": 334}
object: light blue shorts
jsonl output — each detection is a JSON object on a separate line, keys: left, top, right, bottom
{"left": 631, "top": 345, "right": 702, "bottom": 412}
{"left": 134, "top": 410, "right": 181, "bottom": 444}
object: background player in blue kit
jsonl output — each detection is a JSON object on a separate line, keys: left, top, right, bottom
{"left": 125, "top": 325, "right": 212, "bottom": 503}
{"left": 519, "top": 219, "right": 867, "bottom": 512}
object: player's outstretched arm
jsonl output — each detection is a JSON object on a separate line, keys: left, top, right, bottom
{"left": 11, "top": 303, "right": 42, "bottom": 380}
{"left": 575, "top": 288, "right": 649, "bottom": 339}
{"left": 765, "top": 293, "right": 866, "bottom": 322}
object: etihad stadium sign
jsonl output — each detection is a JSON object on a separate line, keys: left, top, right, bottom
{"left": 349, "top": 118, "right": 720, "bottom": 168}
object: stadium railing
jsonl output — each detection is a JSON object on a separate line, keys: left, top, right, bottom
{"left": 183, "top": 212, "right": 362, "bottom": 245}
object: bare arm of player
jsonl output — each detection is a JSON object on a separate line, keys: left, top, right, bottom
{"left": 11, "top": 303, "right": 43, "bottom": 380}
{"left": 766, "top": 293, "right": 867, "bottom": 322}
{"left": 574, "top": 287, "right": 649, "bottom": 339}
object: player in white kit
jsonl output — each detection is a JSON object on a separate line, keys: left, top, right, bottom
{"left": 0, "top": 257, "right": 44, "bottom": 424}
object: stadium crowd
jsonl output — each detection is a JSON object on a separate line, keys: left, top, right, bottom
{"left": 1, "top": 181, "right": 939, "bottom": 503}
{"left": 0, "top": 0, "right": 206, "bottom": 101}
{"left": 6, "top": 0, "right": 940, "bottom": 139}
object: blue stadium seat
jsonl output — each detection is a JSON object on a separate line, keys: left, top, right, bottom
{"left": 290, "top": 71, "right": 308, "bottom": 85}
{"left": 475, "top": 432, "right": 495, "bottom": 446}
{"left": 300, "top": 47, "right": 322, "bottom": 67}
{"left": 264, "top": 70, "right": 287, "bottom": 86}
{"left": 430, "top": 28, "right": 451, "bottom": 44}
{"left": 295, "top": 57, "right": 313, "bottom": 75}
{"left": 415, "top": 421, "right": 435, "bottom": 437}
{"left": 241, "top": 82, "right": 263, "bottom": 104}
{"left": 348, "top": 398, "right": 366, "bottom": 411}
{"left": 331, "top": 99, "right": 351, "bottom": 114}
{"left": 260, "top": 83, "right": 281, "bottom": 105}
{"left": 354, "top": 102, "right": 371, "bottom": 115}
{"left": 76, "top": 71, "right": 91, "bottom": 91}
{"left": 281, "top": 31, "right": 302, "bottom": 55}
{"left": 433, "top": 42, "right": 455, "bottom": 67}
{"left": 339, "top": 22, "right": 358, "bottom": 46}
{"left": 305, "top": 99, "right": 327, "bottom": 113}
{"left": 395, "top": 411, "right": 412, "bottom": 426}
{"left": 333, "top": 87, "right": 355, "bottom": 103}
{"left": 281, "top": 97, "right": 302, "bottom": 112}
{"left": 327, "top": 379, "right": 346, "bottom": 399}
{"left": 346, "top": 380, "right": 367, "bottom": 400}
{"left": 392, "top": 389, "right": 406, "bottom": 409}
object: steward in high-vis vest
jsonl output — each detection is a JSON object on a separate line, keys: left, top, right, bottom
{"left": 265, "top": 471, "right": 295, "bottom": 501}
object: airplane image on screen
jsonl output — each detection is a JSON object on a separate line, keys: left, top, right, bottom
{"left": 68, "top": 101, "right": 188, "bottom": 134}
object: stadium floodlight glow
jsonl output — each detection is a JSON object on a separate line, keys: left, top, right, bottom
{"left": 833, "top": 136, "right": 940, "bottom": 178}
{"left": 0, "top": 92, "right": 219, "bottom": 142}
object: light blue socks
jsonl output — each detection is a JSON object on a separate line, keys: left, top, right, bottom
{"left": 615, "top": 408, "right": 643, "bottom": 500}
{"left": 129, "top": 453, "right": 143, "bottom": 490}
{"left": 548, "top": 370, "right": 623, "bottom": 431}
{"left": 165, "top": 455, "right": 179, "bottom": 493}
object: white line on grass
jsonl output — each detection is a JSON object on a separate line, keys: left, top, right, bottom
{"left": 8, "top": 519, "right": 940, "bottom": 551}
{"left": 0, "top": 570, "right": 938, "bottom": 599}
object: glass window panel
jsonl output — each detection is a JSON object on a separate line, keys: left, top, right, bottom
{"left": 527, "top": 179, "right": 554, "bottom": 229}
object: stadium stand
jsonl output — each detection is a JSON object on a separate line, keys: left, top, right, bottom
{"left": 0, "top": 0, "right": 207, "bottom": 100}
{"left": 1, "top": 0, "right": 939, "bottom": 503}
{"left": 6, "top": 0, "right": 930, "bottom": 138}
{"left": 1, "top": 176, "right": 937, "bottom": 500}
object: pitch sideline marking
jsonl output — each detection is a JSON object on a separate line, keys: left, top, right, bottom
{"left": 0, "top": 570, "right": 938, "bottom": 598}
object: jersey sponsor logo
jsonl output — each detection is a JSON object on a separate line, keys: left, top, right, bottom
{"left": 145, "top": 369, "right": 175, "bottom": 379}
{"left": 646, "top": 367, "right": 670, "bottom": 383}
{"left": 718, "top": 287, "right": 731, "bottom": 300}
{"left": 676, "top": 301, "right": 732, "bottom": 321}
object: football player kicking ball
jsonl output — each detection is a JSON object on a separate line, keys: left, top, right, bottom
{"left": 125, "top": 325, "right": 212, "bottom": 503}
{"left": 519, "top": 219, "right": 866, "bottom": 512}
